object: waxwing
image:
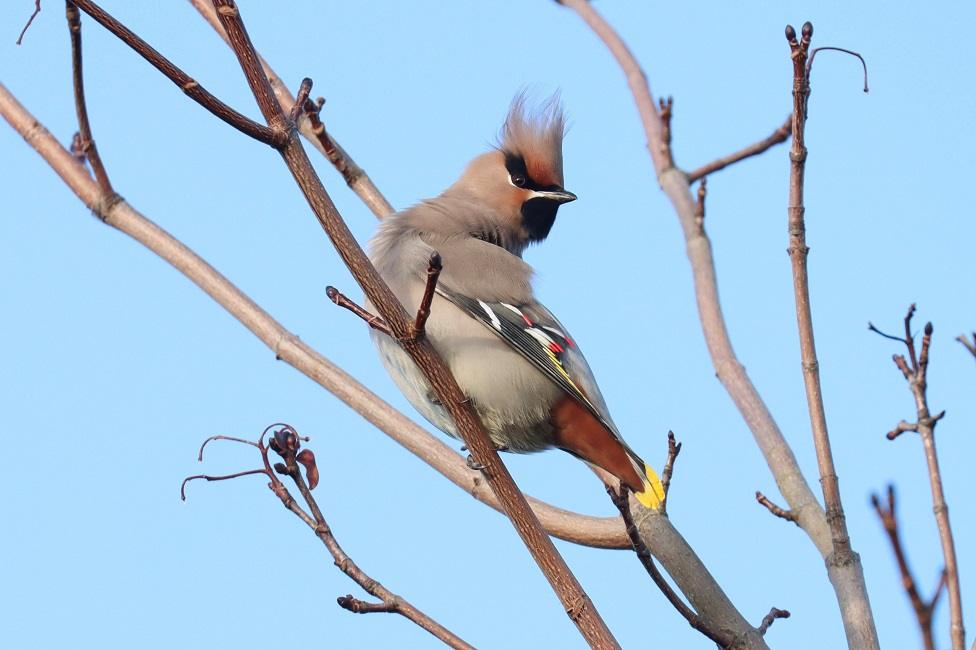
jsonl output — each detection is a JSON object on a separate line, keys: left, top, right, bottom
{"left": 369, "top": 94, "right": 664, "bottom": 508}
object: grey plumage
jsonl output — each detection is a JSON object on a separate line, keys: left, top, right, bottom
{"left": 367, "top": 94, "right": 663, "bottom": 506}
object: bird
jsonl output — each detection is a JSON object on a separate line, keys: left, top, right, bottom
{"left": 368, "top": 94, "right": 664, "bottom": 508}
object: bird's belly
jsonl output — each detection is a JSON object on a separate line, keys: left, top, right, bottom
{"left": 372, "top": 305, "right": 560, "bottom": 453}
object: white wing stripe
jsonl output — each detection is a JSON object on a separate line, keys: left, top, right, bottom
{"left": 524, "top": 326, "right": 555, "bottom": 348}
{"left": 478, "top": 300, "right": 502, "bottom": 330}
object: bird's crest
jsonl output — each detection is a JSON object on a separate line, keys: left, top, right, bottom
{"left": 498, "top": 92, "right": 566, "bottom": 188}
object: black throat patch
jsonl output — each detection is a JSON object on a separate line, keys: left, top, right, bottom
{"left": 521, "top": 198, "right": 559, "bottom": 242}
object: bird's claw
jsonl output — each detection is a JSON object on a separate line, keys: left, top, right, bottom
{"left": 466, "top": 454, "right": 485, "bottom": 471}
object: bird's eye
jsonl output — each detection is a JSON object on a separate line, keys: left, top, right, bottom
{"left": 511, "top": 173, "right": 526, "bottom": 187}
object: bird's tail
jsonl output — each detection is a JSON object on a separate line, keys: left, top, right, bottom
{"left": 633, "top": 461, "right": 666, "bottom": 509}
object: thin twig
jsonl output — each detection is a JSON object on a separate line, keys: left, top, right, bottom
{"left": 0, "top": 81, "right": 630, "bottom": 550}
{"left": 687, "top": 116, "right": 792, "bottom": 183}
{"left": 659, "top": 430, "right": 681, "bottom": 514}
{"left": 874, "top": 307, "right": 965, "bottom": 649}
{"left": 904, "top": 304, "right": 919, "bottom": 372}
{"left": 288, "top": 77, "right": 312, "bottom": 123}
{"left": 70, "top": 0, "right": 284, "bottom": 147}
{"left": 326, "top": 286, "right": 392, "bottom": 337}
{"left": 956, "top": 332, "right": 976, "bottom": 360}
{"left": 871, "top": 485, "right": 945, "bottom": 650}
{"left": 16, "top": 0, "right": 42, "bottom": 45}
{"left": 867, "top": 321, "right": 908, "bottom": 345}
{"left": 187, "top": 0, "right": 395, "bottom": 219}
{"left": 808, "top": 47, "right": 870, "bottom": 93}
{"left": 65, "top": 2, "right": 113, "bottom": 194}
{"left": 197, "top": 434, "right": 260, "bottom": 460}
{"left": 607, "top": 487, "right": 735, "bottom": 648}
{"left": 184, "top": 426, "right": 475, "bottom": 650}
{"left": 784, "top": 24, "right": 865, "bottom": 628}
{"left": 886, "top": 420, "right": 918, "bottom": 441}
{"left": 414, "top": 252, "right": 442, "bottom": 337}
{"left": 273, "top": 429, "right": 476, "bottom": 650}
{"left": 756, "top": 608, "right": 791, "bottom": 636}
{"left": 755, "top": 491, "right": 798, "bottom": 525}
{"left": 659, "top": 96, "right": 674, "bottom": 168}
{"left": 180, "top": 469, "right": 269, "bottom": 500}
{"left": 337, "top": 595, "right": 399, "bottom": 615}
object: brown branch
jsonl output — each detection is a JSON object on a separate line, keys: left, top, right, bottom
{"left": 66, "top": 2, "right": 113, "bottom": 195}
{"left": 187, "top": 0, "right": 395, "bottom": 219}
{"left": 756, "top": 608, "right": 791, "bottom": 636}
{"left": 337, "top": 595, "right": 399, "bottom": 615}
{"left": 874, "top": 308, "right": 965, "bottom": 649}
{"left": 957, "top": 332, "right": 976, "bottom": 360}
{"left": 184, "top": 426, "right": 475, "bottom": 650}
{"left": 16, "top": 0, "right": 42, "bottom": 45}
{"left": 607, "top": 487, "right": 737, "bottom": 649}
{"left": 785, "top": 24, "right": 867, "bottom": 629}
{"left": 886, "top": 419, "right": 918, "bottom": 441}
{"left": 904, "top": 303, "right": 920, "bottom": 371}
{"left": 69, "top": 0, "right": 284, "bottom": 147}
{"left": 658, "top": 96, "right": 674, "bottom": 168}
{"left": 415, "top": 252, "right": 443, "bottom": 337}
{"left": 326, "top": 286, "right": 393, "bottom": 337}
{"left": 755, "top": 491, "right": 798, "bottom": 525}
{"left": 326, "top": 253, "right": 442, "bottom": 341}
{"left": 871, "top": 485, "right": 945, "bottom": 650}
{"left": 557, "top": 2, "right": 878, "bottom": 646}
{"left": 687, "top": 117, "right": 792, "bottom": 183}
{"left": 288, "top": 77, "right": 312, "bottom": 123}
{"left": 181, "top": 468, "right": 269, "bottom": 500}
{"left": 659, "top": 430, "right": 681, "bottom": 514}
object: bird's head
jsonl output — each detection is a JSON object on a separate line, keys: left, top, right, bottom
{"left": 447, "top": 94, "right": 576, "bottom": 247}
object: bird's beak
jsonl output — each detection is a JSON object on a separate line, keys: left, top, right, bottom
{"left": 531, "top": 188, "right": 577, "bottom": 204}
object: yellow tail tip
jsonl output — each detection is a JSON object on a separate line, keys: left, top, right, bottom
{"left": 634, "top": 464, "right": 666, "bottom": 509}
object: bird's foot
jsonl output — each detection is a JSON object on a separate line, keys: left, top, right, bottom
{"left": 465, "top": 454, "right": 485, "bottom": 471}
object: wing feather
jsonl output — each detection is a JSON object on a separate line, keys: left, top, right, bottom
{"left": 437, "top": 287, "right": 619, "bottom": 437}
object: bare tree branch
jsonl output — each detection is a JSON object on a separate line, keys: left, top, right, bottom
{"left": 627, "top": 497, "right": 769, "bottom": 649}
{"left": 784, "top": 23, "right": 871, "bottom": 641}
{"left": 70, "top": 0, "right": 284, "bottom": 146}
{"left": 659, "top": 430, "right": 681, "bottom": 514}
{"left": 608, "top": 487, "right": 739, "bottom": 648}
{"left": 0, "top": 81, "right": 630, "bottom": 551}
{"left": 872, "top": 307, "right": 965, "bottom": 649}
{"left": 187, "top": 0, "right": 395, "bottom": 219}
{"left": 326, "top": 286, "right": 393, "bottom": 337}
{"left": 871, "top": 485, "right": 946, "bottom": 650}
{"left": 557, "top": 2, "right": 879, "bottom": 647}
{"left": 16, "top": 0, "right": 42, "bottom": 45}
{"left": 755, "top": 491, "right": 798, "bottom": 526}
{"left": 185, "top": 425, "right": 476, "bottom": 650}
{"left": 65, "top": 1, "right": 113, "bottom": 195}
{"left": 687, "top": 116, "right": 792, "bottom": 183}
{"left": 756, "top": 608, "right": 791, "bottom": 636}
{"left": 956, "top": 332, "right": 976, "bottom": 360}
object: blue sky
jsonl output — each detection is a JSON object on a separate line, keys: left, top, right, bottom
{"left": 2, "top": 2, "right": 974, "bottom": 648}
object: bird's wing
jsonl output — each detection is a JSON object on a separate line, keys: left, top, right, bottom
{"left": 436, "top": 286, "right": 665, "bottom": 509}
{"left": 435, "top": 287, "right": 620, "bottom": 437}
